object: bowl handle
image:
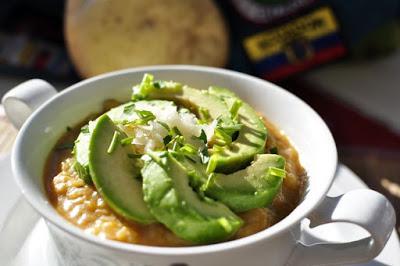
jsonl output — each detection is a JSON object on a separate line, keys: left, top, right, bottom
{"left": 1, "top": 79, "right": 57, "bottom": 129}
{"left": 286, "top": 189, "right": 396, "bottom": 266}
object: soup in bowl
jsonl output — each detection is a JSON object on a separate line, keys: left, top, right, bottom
{"left": 3, "top": 66, "right": 395, "bottom": 266}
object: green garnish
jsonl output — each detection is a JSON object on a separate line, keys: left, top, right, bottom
{"left": 217, "top": 217, "right": 233, "bottom": 233}
{"left": 124, "top": 110, "right": 156, "bottom": 126}
{"left": 206, "top": 155, "right": 217, "bottom": 174}
{"left": 199, "top": 107, "right": 211, "bottom": 123}
{"left": 216, "top": 115, "right": 242, "bottom": 136}
{"left": 229, "top": 99, "right": 242, "bottom": 119}
{"left": 267, "top": 167, "right": 286, "bottom": 178}
{"left": 123, "top": 103, "right": 136, "bottom": 114}
{"left": 66, "top": 126, "right": 72, "bottom": 132}
{"left": 179, "top": 143, "right": 197, "bottom": 155}
{"left": 214, "top": 128, "right": 232, "bottom": 146}
{"left": 121, "top": 137, "right": 134, "bottom": 146}
{"left": 200, "top": 173, "right": 216, "bottom": 192}
{"left": 107, "top": 131, "right": 121, "bottom": 154}
{"left": 157, "top": 121, "right": 170, "bottom": 131}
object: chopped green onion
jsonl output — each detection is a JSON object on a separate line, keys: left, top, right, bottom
{"left": 267, "top": 167, "right": 286, "bottom": 178}
{"left": 121, "top": 137, "right": 134, "bottom": 146}
{"left": 124, "top": 109, "right": 156, "bottom": 126}
{"left": 123, "top": 103, "right": 136, "bottom": 114}
{"left": 201, "top": 173, "right": 215, "bottom": 192}
{"left": 214, "top": 128, "right": 232, "bottom": 146}
{"left": 107, "top": 131, "right": 121, "bottom": 154}
{"left": 217, "top": 217, "right": 232, "bottom": 233}
{"left": 179, "top": 143, "right": 197, "bottom": 155}
{"left": 157, "top": 121, "right": 170, "bottom": 131}
{"left": 206, "top": 155, "right": 217, "bottom": 174}
{"left": 229, "top": 99, "right": 242, "bottom": 119}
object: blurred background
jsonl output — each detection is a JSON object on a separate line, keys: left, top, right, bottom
{"left": 0, "top": 0, "right": 399, "bottom": 233}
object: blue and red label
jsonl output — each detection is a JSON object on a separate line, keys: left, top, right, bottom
{"left": 243, "top": 7, "right": 346, "bottom": 81}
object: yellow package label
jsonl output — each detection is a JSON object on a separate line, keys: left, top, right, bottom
{"left": 244, "top": 7, "right": 340, "bottom": 62}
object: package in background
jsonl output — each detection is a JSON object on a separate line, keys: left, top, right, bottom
{"left": 227, "top": 0, "right": 400, "bottom": 81}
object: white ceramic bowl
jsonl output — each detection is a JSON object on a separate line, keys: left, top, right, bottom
{"left": 2, "top": 66, "right": 395, "bottom": 266}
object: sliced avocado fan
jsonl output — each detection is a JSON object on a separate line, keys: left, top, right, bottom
{"left": 142, "top": 151, "right": 243, "bottom": 244}
{"left": 88, "top": 114, "right": 155, "bottom": 224}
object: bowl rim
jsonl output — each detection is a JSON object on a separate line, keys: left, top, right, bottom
{"left": 12, "top": 65, "right": 338, "bottom": 255}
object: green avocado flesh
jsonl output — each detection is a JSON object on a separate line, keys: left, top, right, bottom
{"left": 88, "top": 114, "right": 155, "bottom": 224}
{"left": 142, "top": 152, "right": 243, "bottom": 244}
{"left": 206, "top": 154, "right": 285, "bottom": 212}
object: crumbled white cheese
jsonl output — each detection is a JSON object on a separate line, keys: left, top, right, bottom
{"left": 120, "top": 101, "right": 216, "bottom": 154}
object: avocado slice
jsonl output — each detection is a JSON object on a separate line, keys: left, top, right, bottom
{"left": 205, "top": 154, "right": 285, "bottom": 212}
{"left": 142, "top": 152, "right": 243, "bottom": 244}
{"left": 88, "top": 114, "right": 155, "bottom": 224}
{"left": 74, "top": 100, "right": 173, "bottom": 183}
{"left": 207, "top": 86, "right": 268, "bottom": 173}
